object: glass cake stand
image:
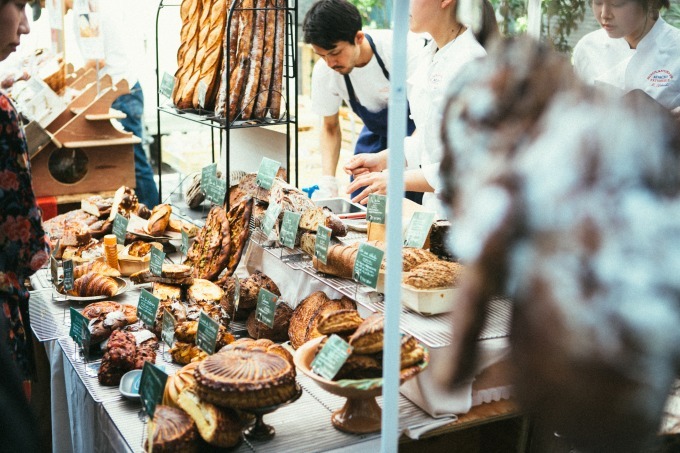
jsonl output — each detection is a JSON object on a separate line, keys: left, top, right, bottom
{"left": 243, "top": 383, "right": 303, "bottom": 440}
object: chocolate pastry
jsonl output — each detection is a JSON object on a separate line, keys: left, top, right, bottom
{"left": 108, "top": 186, "right": 139, "bottom": 221}
{"left": 218, "top": 276, "right": 252, "bottom": 321}
{"left": 195, "top": 349, "right": 297, "bottom": 409}
{"left": 146, "top": 405, "right": 198, "bottom": 453}
{"left": 98, "top": 330, "right": 137, "bottom": 385}
{"left": 246, "top": 302, "right": 292, "bottom": 342}
{"left": 228, "top": 270, "right": 280, "bottom": 311}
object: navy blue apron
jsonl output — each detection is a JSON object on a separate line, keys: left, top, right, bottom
{"left": 344, "top": 34, "right": 422, "bottom": 204}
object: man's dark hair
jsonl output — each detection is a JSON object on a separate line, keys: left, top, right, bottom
{"left": 303, "top": 0, "right": 363, "bottom": 50}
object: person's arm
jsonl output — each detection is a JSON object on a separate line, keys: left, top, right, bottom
{"left": 320, "top": 114, "right": 341, "bottom": 177}
{"left": 346, "top": 167, "right": 434, "bottom": 205}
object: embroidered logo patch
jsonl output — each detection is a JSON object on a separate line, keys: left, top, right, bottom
{"left": 647, "top": 69, "right": 673, "bottom": 88}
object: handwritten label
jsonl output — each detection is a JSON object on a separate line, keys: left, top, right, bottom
{"left": 50, "top": 255, "right": 59, "bottom": 285}
{"left": 161, "top": 309, "right": 176, "bottom": 348}
{"left": 311, "top": 334, "right": 353, "bottom": 380}
{"left": 160, "top": 72, "right": 176, "bottom": 100}
{"left": 367, "top": 194, "right": 387, "bottom": 224}
{"left": 196, "top": 311, "right": 220, "bottom": 355}
{"left": 201, "top": 163, "right": 217, "bottom": 196}
{"left": 137, "top": 289, "right": 160, "bottom": 328}
{"left": 62, "top": 259, "right": 74, "bottom": 291}
{"left": 149, "top": 247, "right": 165, "bottom": 277}
{"left": 197, "top": 80, "right": 208, "bottom": 109}
{"left": 353, "top": 242, "right": 385, "bottom": 289}
{"left": 315, "top": 225, "right": 332, "bottom": 265}
{"left": 404, "top": 211, "right": 436, "bottom": 248}
{"left": 69, "top": 307, "right": 89, "bottom": 346}
{"left": 256, "top": 157, "right": 281, "bottom": 190}
{"left": 113, "top": 214, "right": 129, "bottom": 245}
{"left": 261, "top": 202, "right": 282, "bottom": 238}
{"left": 205, "top": 177, "right": 226, "bottom": 205}
{"left": 279, "top": 211, "right": 301, "bottom": 249}
{"left": 140, "top": 362, "right": 168, "bottom": 418}
{"left": 255, "top": 288, "right": 278, "bottom": 329}
{"left": 180, "top": 230, "right": 190, "bottom": 256}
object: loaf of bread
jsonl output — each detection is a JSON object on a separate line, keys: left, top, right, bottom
{"left": 147, "top": 204, "right": 172, "bottom": 236}
{"left": 299, "top": 207, "right": 347, "bottom": 237}
{"left": 239, "top": 0, "right": 267, "bottom": 119}
{"left": 191, "top": 0, "right": 227, "bottom": 110}
{"left": 246, "top": 302, "right": 293, "bottom": 342}
{"left": 253, "top": 0, "right": 277, "bottom": 118}
{"left": 268, "top": 0, "right": 286, "bottom": 119}
{"left": 402, "top": 260, "right": 464, "bottom": 289}
{"left": 228, "top": 0, "right": 255, "bottom": 121}
{"left": 186, "top": 206, "right": 231, "bottom": 281}
{"left": 73, "top": 261, "right": 121, "bottom": 279}
{"left": 72, "top": 272, "right": 119, "bottom": 297}
{"left": 312, "top": 244, "right": 359, "bottom": 279}
{"left": 288, "top": 291, "right": 356, "bottom": 349}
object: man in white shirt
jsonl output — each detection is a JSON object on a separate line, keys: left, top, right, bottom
{"left": 303, "top": 0, "right": 422, "bottom": 202}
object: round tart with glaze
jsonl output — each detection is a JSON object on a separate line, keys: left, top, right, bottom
{"left": 195, "top": 349, "right": 296, "bottom": 409}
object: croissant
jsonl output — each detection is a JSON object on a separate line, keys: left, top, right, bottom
{"left": 73, "top": 260, "right": 121, "bottom": 279}
{"left": 72, "top": 272, "right": 119, "bottom": 297}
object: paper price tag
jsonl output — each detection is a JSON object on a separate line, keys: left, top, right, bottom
{"left": 62, "top": 259, "right": 74, "bottom": 291}
{"left": 140, "top": 362, "right": 168, "bottom": 418}
{"left": 315, "top": 225, "right": 332, "bottom": 265}
{"left": 205, "top": 177, "right": 226, "bottom": 205}
{"left": 404, "top": 211, "right": 436, "bottom": 248}
{"left": 201, "top": 163, "right": 217, "bottom": 196}
{"left": 279, "top": 211, "right": 301, "bottom": 249}
{"left": 160, "top": 72, "right": 176, "bottom": 100}
{"left": 50, "top": 255, "right": 59, "bottom": 285}
{"left": 256, "top": 157, "right": 281, "bottom": 190}
{"left": 137, "top": 289, "right": 161, "bottom": 328}
{"left": 161, "top": 309, "right": 176, "bottom": 348}
{"left": 255, "top": 288, "right": 278, "bottom": 329}
{"left": 69, "top": 307, "right": 89, "bottom": 346}
{"left": 367, "top": 194, "right": 387, "bottom": 224}
{"left": 311, "top": 334, "right": 353, "bottom": 380}
{"left": 180, "top": 230, "right": 190, "bottom": 256}
{"left": 112, "top": 214, "right": 129, "bottom": 245}
{"left": 261, "top": 202, "right": 282, "bottom": 238}
{"left": 196, "top": 311, "right": 220, "bottom": 355}
{"left": 353, "top": 242, "right": 385, "bottom": 289}
{"left": 197, "top": 81, "right": 208, "bottom": 109}
{"left": 149, "top": 247, "right": 165, "bottom": 277}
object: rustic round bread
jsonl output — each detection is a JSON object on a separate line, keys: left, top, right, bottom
{"left": 245, "top": 302, "right": 293, "bottom": 342}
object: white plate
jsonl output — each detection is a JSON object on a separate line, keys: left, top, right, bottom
{"left": 119, "top": 369, "right": 142, "bottom": 400}
{"left": 55, "top": 277, "right": 129, "bottom": 302}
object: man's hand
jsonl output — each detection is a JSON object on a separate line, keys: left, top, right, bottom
{"left": 347, "top": 171, "right": 388, "bottom": 205}
{"left": 343, "top": 150, "right": 388, "bottom": 177}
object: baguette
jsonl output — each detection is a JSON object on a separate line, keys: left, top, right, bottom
{"left": 192, "top": 0, "right": 228, "bottom": 109}
{"left": 268, "top": 0, "right": 285, "bottom": 119}
{"left": 173, "top": 0, "right": 203, "bottom": 108}
{"left": 147, "top": 203, "right": 172, "bottom": 236}
{"left": 312, "top": 243, "right": 359, "bottom": 279}
{"left": 228, "top": 0, "right": 255, "bottom": 121}
{"left": 253, "top": 0, "right": 277, "bottom": 118}
{"left": 240, "top": 0, "right": 267, "bottom": 119}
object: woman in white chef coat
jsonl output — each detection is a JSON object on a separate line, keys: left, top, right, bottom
{"left": 344, "top": 0, "right": 498, "bottom": 216}
{"left": 573, "top": 0, "right": 680, "bottom": 119}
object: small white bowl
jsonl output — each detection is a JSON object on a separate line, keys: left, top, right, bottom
{"left": 119, "top": 369, "right": 142, "bottom": 400}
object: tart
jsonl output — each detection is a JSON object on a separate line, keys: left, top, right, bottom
{"left": 146, "top": 405, "right": 198, "bottom": 453}
{"left": 195, "top": 349, "right": 296, "bottom": 409}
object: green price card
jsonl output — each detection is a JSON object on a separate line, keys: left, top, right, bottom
{"left": 353, "top": 242, "right": 385, "bottom": 289}
{"left": 279, "top": 211, "right": 301, "bottom": 249}
{"left": 112, "top": 214, "right": 129, "bottom": 245}
{"left": 137, "top": 289, "right": 160, "bottom": 328}
{"left": 205, "top": 177, "right": 226, "bottom": 205}
{"left": 140, "top": 362, "right": 168, "bottom": 418}
{"left": 160, "top": 72, "right": 176, "bottom": 99}
{"left": 62, "top": 259, "right": 74, "bottom": 291}
{"left": 51, "top": 239, "right": 60, "bottom": 258}
{"left": 315, "top": 225, "right": 332, "bottom": 265}
{"left": 149, "top": 247, "right": 165, "bottom": 277}
{"left": 256, "top": 157, "right": 281, "bottom": 190}
{"left": 255, "top": 288, "right": 278, "bottom": 329}
{"left": 201, "top": 163, "right": 217, "bottom": 195}
{"left": 261, "top": 202, "right": 282, "bottom": 238}
{"left": 69, "top": 307, "right": 89, "bottom": 346}
{"left": 196, "top": 311, "right": 220, "bottom": 355}
{"left": 197, "top": 80, "right": 208, "bottom": 109}
{"left": 50, "top": 255, "right": 58, "bottom": 285}
{"left": 311, "top": 334, "right": 353, "bottom": 380}
{"left": 180, "top": 230, "right": 190, "bottom": 256}
{"left": 161, "top": 309, "right": 176, "bottom": 348}
{"left": 367, "top": 194, "right": 387, "bottom": 224}
{"left": 404, "top": 211, "right": 436, "bottom": 248}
